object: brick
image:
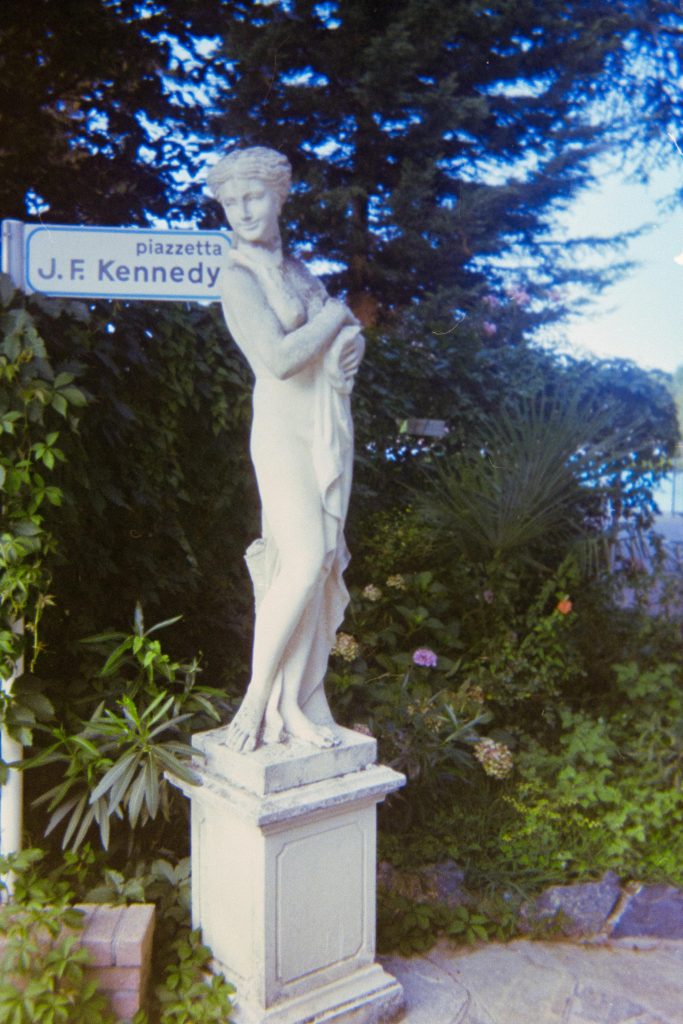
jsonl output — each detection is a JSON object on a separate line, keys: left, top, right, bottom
{"left": 1, "top": 903, "right": 155, "bottom": 1022}
{"left": 79, "top": 904, "right": 125, "bottom": 966}
{"left": 87, "top": 964, "right": 142, "bottom": 991}
{"left": 109, "top": 988, "right": 144, "bottom": 1020}
{"left": 113, "top": 902, "right": 155, "bottom": 967}
{"left": 74, "top": 903, "right": 101, "bottom": 919}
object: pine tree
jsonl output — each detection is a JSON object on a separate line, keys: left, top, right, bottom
{"left": 0, "top": 0, "right": 196, "bottom": 224}
{"left": 181, "top": 0, "right": 683, "bottom": 329}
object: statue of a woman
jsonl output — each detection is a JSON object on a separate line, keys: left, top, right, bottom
{"left": 207, "top": 147, "right": 364, "bottom": 753}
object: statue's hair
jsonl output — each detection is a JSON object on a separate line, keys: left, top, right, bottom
{"left": 206, "top": 146, "right": 292, "bottom": 204}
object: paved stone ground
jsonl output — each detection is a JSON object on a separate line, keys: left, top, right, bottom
{"left": 382, "top": 937, "right": 683, "bottom": 1023}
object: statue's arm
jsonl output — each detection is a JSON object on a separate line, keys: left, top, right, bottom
{"left": 220, "top": 266, "right": 352, "bottom": 380}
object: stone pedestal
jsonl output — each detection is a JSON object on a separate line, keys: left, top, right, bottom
{"left": 172, "top": 725, "right": 405, "bottom": 1024}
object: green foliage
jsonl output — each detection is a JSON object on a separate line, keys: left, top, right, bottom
{"left": 25, "top": 613, "right": 227, "bottom": 852}
{"left": 0, "top": 850, "right": 235, "bottom": 1024}
{"left": 331, "top": 553, "right": 584, "bottom": 823}
{"left": 329, "top": 570, "right": 497, "bottom": 821}
{"left": 377, "top": 893, "right": 446, "bottom": 955}
{"left": 0, "top": 846, "right": 101, "bottom": 906}
{"left": 0, "top": 901, "right": 116, "bottom": 1024}
{"left": 191, "top": 0, "right": 683, "bottom": 328}
{"left": 141, "top": 930, "right": 236, "bottom": 1024}
{"left": 34, "top": 297, "right": 254, "bottom": 693}
{"left": 0, "top": 276, "right": 88, "bottom": 677}
{"left": 496, "top": 659, "right": 683, "bottom": 886}
{"left": 414, "top": 393, "right": 607, "bottom": 571}
{"left": 84, "top": 857, "right": 236, "bottom": 1024}
{"left": 377, "top": 889, "right": 518, "bottom": 956}
{"left": 462, "top": 560, "right": 584, "bottom": 718}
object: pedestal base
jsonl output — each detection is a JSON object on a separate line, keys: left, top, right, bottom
{"left": 231, "top": 963, "right": 404, "bottom": 1024}
{"left": 172, "top": 727, "right": 405, "bottom": 1024}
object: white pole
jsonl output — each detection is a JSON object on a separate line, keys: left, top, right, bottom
{"left": 1, "top": 620, "right": 24, "bottom": 899}
{"left": 1, "top": 223, "right": 26, "bottom": 899}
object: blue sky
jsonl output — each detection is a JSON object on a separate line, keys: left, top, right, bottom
{"left": 564, "top": 161, "right": 683, "bottom": 515}
{"left": 560, "top": 163, "right": 683, "bottom": 376}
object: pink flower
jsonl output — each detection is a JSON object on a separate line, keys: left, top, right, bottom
{"left": 412, "top": 647, "right": 438, "bottom": 668}
{"left": 507, "top": 286, "right": 530, "bottom": 306}
{"left": 482, "top": 321, "right": 497, "bottom": 337}
{"left": 483, "top": 294, "right": 501, "bottom": 309}
{"left": 482, "top": 589, "right": 494, "bottom": 603}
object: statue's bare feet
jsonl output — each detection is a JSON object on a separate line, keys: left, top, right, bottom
{"left": 222, "top": 698, "right": 264, "bottom": 753}
{"left": 280, "top": 705, "right": 340, "bottom": 748}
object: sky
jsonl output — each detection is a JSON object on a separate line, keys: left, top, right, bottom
{"left": 563, "top": 160, "right": 683, "bottom": 515}
{"left": 560, "top": 163, "right": 683, "bottom": 376}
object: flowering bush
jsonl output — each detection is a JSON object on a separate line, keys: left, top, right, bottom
{"left": 326, "top": 551, "right": 591, "bottom": 831}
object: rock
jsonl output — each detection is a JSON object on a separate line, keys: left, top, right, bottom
{"left": 377, "top": 859, "right": 468, "bottom": 908}
{"left": 611, "top": 883, "right": 683, "bottom": 939}
{"left": 420, "top": 860, "right": 468, "bottom": 908}
{"left": 526, "top": 871, "right": 621, "bottom": 936}
{"left": 377, "top": 860, "right": 395, "bottom": 891}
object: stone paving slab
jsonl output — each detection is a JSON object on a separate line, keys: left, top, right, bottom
{"left": 381, "top": 938, "right": 683, "bottom": 1024}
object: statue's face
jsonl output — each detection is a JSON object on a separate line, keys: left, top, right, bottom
{"left": 220, "top": 176, "right": 281, "bottom": 245}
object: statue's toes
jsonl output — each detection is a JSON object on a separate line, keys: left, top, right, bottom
{"left": 319, "top": 726, "right": 341, "bottom": 748}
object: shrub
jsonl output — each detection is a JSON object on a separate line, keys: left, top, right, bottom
{"left": 0, "top": 899, "right": 116, "bottom": 1024}
{"left": 24, "top": 611, "right": 229, "bottom": 853}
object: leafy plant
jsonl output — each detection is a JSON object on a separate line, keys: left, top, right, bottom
{"left": 138, "top": 930, "right": 236, "bottom": 1024}
{"left": 0, "top": 901, "right": 117, "bottom": 1024}
{"left": 495, "top": 659, "right": 683, "bottom": 886}
{"left": 377, "top": 889, "right": 518, "bottom": 957}
{"left": 0, "top": 850, "right": 236, "bottom": 1024}
{"left": 25, "top": 612, "right": 226, "bottom": 851}
{"left": 412, "top": 391, "right": 611, "bottom": 574}
{"left": 0, "top": 274, "right": 88, "bottom": 683}
{"left": 85, "top": 856, "right": 235, "bottom": 1024}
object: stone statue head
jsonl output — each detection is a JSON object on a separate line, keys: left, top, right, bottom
{"left": 207, "top": 147, "right": 292, "bottom": 210}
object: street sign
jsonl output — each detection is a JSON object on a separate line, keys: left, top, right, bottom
{"left": 1, "top": 220, "right": 232, "bottom": 302}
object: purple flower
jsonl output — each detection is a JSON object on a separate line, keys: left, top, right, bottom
{"left": 412, "top": 647, "right": 438, "bottom": 668}
{"left": 482, "top": 321, "right": 497, "bottom": 337}
{"left": 483, "top": 293, "right": 501, "bottom": 309}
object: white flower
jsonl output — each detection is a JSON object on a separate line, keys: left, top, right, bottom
{"left": 473, "top": 738, "right": 514, "bottom": 779}
{"left": 332, "top": 632, "right": 360, "bottom": 661}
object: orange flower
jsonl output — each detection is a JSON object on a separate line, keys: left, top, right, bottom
{"left": 556, "top": 598, "right": 573, "bottom": 615}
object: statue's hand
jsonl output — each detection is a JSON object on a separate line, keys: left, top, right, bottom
{"left": 227, "top": 248, "right": 257, "bottom": 272}
{"left": 315, "top": 297, "right": 350, "bottom": 334}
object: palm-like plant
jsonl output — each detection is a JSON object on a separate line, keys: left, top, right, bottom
{"left": 413, "top": 391, "right": 617, "bottom": 574}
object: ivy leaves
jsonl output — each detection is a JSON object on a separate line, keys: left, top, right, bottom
{"left": 0, "top": 274, "right": 89, "bottom": 675}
